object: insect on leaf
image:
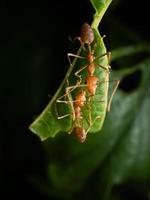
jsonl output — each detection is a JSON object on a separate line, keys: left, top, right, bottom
{"left": 29, "top": 0, "right": 113, "bottom": 141}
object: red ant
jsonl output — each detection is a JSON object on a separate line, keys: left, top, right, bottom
{"left": 56, "top": 85, "right": 102, "bottom": 143}
{"left": 68, "top": 23, "right": 111, "bottom": 96}
{"left": 72, "top": 90, "right": 87, "bottom": 143}
{"left": 68, "top": 23, "right": 119, "bottom": 110}
{"left": 56, "top": 88, "right": 87, "bottom": 143}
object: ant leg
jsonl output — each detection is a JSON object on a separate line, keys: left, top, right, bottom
{"left": 73, "top": 36, "right": 82, "bottom": 45}
{"left": 68, "top": 123, "right": 75, "bottom": 134}
{"left": 97, "top": 63, "right": 110, "bottom": 72}
{"left": 74, "top": 64, "right": 88, "bottom": 83}
{"left": 67, "top": 52, "right": 87, "bottom": 83}
{"left": 54, "top": 82, "right": 77, "bottom": 120}
{"left": 57, "top": 82, "right": 88, "bottom": 104}
{"left": 85, "top": 115, "right": 102, "bottom": 134}
{"left": 91, "top": 35, "right": 106, "bottom": 55}
{"left": 91, "top": 42, "right": 97, "bottom": 54}
{"left": 83, "top": 95, "right": 105, "bottom": 127}
{"left": 107, "top": 80, "right": 120, "bottom": 111}
{"left": 93, "top": 79, "right": 119, "bottom": 112}
{"left": 56, "top": 83, "right": 86, "bottom": 104}
{"left": 94, "top": 52, "right": 112, "bottom": 65}
{"left": 67, "top": 53, "right": 85, "bottom": 66}
{"left": 55, "top": 89, "right": 74, "bottom": 120}
{"left": 92, "top": 52, "right": 111, "bottom": 73}
{"left": 56, "top": 85, "right": 78, "bottom": 121}
{"left": 56, "top": 85, "right": 77, "bottom": 103}
{"left": 107, "top": 52, "right": 112, "bottom": 65}
{"left": 73, "top": 37, "right": 87, "bottom": 51}
{"left": 83, "top": 95, "right": 105, "bottom": 132}
{"left": 81, "top": 96, "right": 92, "bottom": 127}
{"left": 54, "top": 102, "right": 71, "bottom": 119}
{"left": 56, "top": 83, "right": 87, "bottom": 120}
{"left": 87, "top": 96, "right": 93, "bottom": 126}
{"left": 65, "top": 84, "right": 87, "bottom": 120}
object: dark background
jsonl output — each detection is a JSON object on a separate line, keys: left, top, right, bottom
{"left": 1, "top": 0, "right": 150, "bottom": 199}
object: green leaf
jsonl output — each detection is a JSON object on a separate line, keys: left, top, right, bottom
{"left": 29, "top": 0, "right": 113, "bottom": 141}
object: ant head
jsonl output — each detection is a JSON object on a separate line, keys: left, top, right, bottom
{"left": 74, "top": 127, "right": 87, "bottom": 143}
{"left": 80, "top": 23, "right": 94, "bottom": 45}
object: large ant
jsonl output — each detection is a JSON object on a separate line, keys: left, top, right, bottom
{"left": 68, "top": 23, "right": 119, "bottom": 110}
{"left": 68, "top": 23, "right": 110, "bottom": 97}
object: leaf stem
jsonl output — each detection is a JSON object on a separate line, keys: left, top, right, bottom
{"left": 91, "top": 0, "right": 112, "bottom": 30}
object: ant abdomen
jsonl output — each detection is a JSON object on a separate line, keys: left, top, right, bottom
{"left": 73, "top": 127, "right": 87, "bottom": 143}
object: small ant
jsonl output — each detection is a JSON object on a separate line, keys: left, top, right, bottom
{"left": 72, "top": 90, "right": 87, "bottom": 143}
{"left": 56, "top": 89, "right": 87, "bottom": 143}
{"left": 56, "top": 86, "right": 101, "bottom": 143}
